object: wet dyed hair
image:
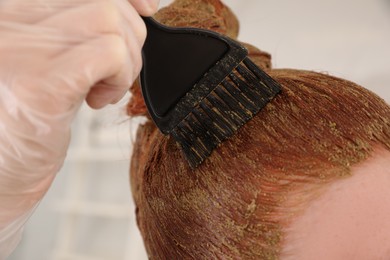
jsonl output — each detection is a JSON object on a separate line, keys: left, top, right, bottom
{"left": 128, "top": 0, "right": 390, "bottom": 259}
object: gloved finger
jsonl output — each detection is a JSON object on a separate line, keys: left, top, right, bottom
{"left": 34, "top": 1, "right": 146, "bottom": 109}
{"left": 47, "top": 34, "right": 140, "bottom": 109}
{"left": 87, "top": 34, "right": 142, "bottom": 108}
{"left": 38, "top": 1, "right": 147, "bottom": 50}
{"left": 84, "top": 2, "right": 146, "bottom": 108}
{"left": 86, "top": 45, "right": 137, "bottom": 109}
{"left": 85, "top": 15, "right": 144, "bottom": 108}
{"left": 86, "top": 82, "right": 128, "bottom": 108}
{"left": 127, "top": 0, "right": 160, "bottom": 16}
{"left": 0, "top": 0, "right": 91, "bottom": 23}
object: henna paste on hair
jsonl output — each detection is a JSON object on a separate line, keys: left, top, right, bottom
{"left": 127, "top": 1, "right": 390, "bottom": 259}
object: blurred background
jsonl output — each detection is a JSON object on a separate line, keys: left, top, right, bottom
{"left": 8, "top": 0, "right": 390, "bottom": 259}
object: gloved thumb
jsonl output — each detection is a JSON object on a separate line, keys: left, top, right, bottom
{"left": 128, "top": 0, "right": 160, "bottom": 16}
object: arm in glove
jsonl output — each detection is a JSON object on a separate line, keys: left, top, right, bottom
{"left": 0, "top": 0, "right": 159, "bottom": 257}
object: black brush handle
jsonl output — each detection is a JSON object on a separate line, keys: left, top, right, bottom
{"left": 140, "top": 17, "right": 247, "bottom": 134}
{"left": 140, "top": 17, "right": 229, "bottom": 128}
{"left": 141, "top": 17, "right": 228, "bottom": 117}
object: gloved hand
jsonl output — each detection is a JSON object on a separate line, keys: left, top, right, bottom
{"left": 0, "top": 0, "right": 159, "bottom": 257}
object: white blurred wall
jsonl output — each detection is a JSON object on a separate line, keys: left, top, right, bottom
{"left": 8, "top": 0, "right": 390, "bottom": 259}
{"left": 223, "top": 0, "right": 390, "bottom": 101}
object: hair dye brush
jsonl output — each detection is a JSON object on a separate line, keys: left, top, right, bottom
{"left": 140, "top": 17, "right": 281, "bottom": 168}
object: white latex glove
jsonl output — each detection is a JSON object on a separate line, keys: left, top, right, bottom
{"left": 0, "top": 0, "right": 159, "bottom": 258}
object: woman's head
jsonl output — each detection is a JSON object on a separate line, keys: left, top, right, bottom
{"left": 128, "top": 1, "right": 390, "bottom": 259}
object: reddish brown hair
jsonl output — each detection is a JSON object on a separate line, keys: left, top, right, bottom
{"left": 128, "top": 1, "right": 390, "bottom": 259}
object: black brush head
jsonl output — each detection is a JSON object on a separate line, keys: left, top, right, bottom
{"left": 140, "top": 17, "right": 281, "bottom": 168}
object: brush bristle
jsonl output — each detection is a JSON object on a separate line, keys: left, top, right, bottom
{"left": 171, "top": 57, "right": 281, "bottom": 168}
